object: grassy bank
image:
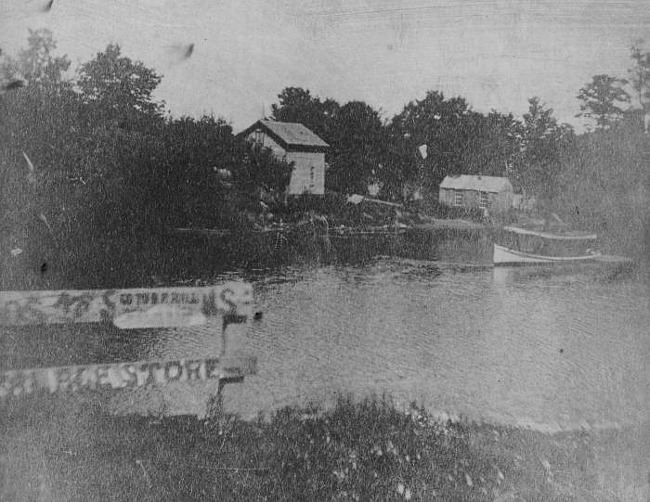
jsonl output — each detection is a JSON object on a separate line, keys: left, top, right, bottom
{"left": 1, "top": 396, "right": 646, "bottom": 501}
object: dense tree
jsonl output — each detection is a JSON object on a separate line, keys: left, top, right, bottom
{"left": 271, "top": 88, "right": 392, "bottom": 196}
{"left": 459, "top": 110, "right": 522, "bottom": 178}
{"left": 271, "top": 88, "right": 529, "bottom": 200}
{"left": 388, "top": 91, "right": 476, "bottom": 190}
{"left": 0, "top": 35, "right": 176, "bottom": 287}
{"left": 77, "top": 43, "right": 163, "bottom": 129}
{"left": 511, "top": 97, "right": 574, "bottom": 198}
{"left": 0, "top": 29, "right": 77, "bottom": 174}
{"left": 576, "top": 74, "right": 630, "bottom": 130}
{"left": 0, "top": 30, "right": 79, "bottom": 288}
{"left": 233, "top": 141, "right": 293, "bottom": 201}
{"left": 270, "top": 87, "right": 339, "bottom": 141}
{"left": 556, "top": 116, "right": 647, "bottom": 256}
{"left": 326, "top": 101, "right": 384, "bottom": 194}
{"left": 2, "top": 29, "right": 71, "bottom": 88}
{"left": 162, "top": 115, "right": 235, "bottom": 202}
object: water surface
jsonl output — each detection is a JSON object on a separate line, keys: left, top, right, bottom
{"left": 106, "top": 257, "right": 650, "bottom": 432}
{"left": 4, "top": 257, "right": 647, "bottom": 432}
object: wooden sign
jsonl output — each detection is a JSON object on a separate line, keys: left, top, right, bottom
{"left": 0, "top": 282, "right": 253, "bottom": 328}
{"left": 0, "top": 355, "right": 257, "bottom": 401}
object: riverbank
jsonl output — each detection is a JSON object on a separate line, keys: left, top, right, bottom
{"left": 1, "top": 396, "right": 647, "bottom": 501}
{"left": 164, "top": 217, "right": 493, "bottom": 276}
{"left": 4, "top": 205, "right": 644, "bottom": 291}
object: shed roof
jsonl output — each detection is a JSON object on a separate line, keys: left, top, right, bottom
{"left": 240, "top": 120, "right": 329, "bottom": 150}
{"left": 440, "top": 175, "right": 512, "bottom": 193}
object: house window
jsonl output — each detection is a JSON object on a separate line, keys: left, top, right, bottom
{"left": 479, "top": 191, "right": 489, "bottom": 209}
{"left": 253, "top": 128, "right": 264, "bottom": 147}
{"left": 309, "top": 166, "right": 315, "bottom": 190}
{"left": 454, "top": 190, "right": 463, "bottom": 207}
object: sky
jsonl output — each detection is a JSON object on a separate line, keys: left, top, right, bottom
{"left": 2, "top": 0, "right": 650, "bottom": 132}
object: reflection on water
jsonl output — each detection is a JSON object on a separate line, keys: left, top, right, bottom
{"left": 4, "top": 257, "right": 649, "bottom": 431}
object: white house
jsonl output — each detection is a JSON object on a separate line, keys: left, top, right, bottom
{"left": 239, "top": 120, "right": 329, "bottom": 195}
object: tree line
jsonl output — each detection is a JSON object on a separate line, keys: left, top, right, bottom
{"left": 0, "top": 30, "right": 647, "bottom": 287}
{"left": 0, "top": 30, "right": 293, "bottom": 287}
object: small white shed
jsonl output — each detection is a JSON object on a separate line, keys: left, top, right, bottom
{"left": 439, "top": 175, "right": 514, "bottom": 212}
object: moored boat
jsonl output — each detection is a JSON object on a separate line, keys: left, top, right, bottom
{"left": 494, "top": 243, "right": 601, "bottom": 265}
{"left": 494, "top": 226, "right": 600, "bottom": 266}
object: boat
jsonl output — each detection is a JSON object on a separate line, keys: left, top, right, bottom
{"left": 494, "top": 226, "right": 601, "bottom": 266}
{"left": 493, "top": 244, "right": 601, "bottom": 265}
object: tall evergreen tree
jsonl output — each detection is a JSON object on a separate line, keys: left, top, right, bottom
{"left": 576, "top": 74, "right": 630, "bottom": 130}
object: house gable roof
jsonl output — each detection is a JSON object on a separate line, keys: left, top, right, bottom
{"left": 239, "top": 119, "right": 329, "bottom": 152}
{"left": 440, "top": 175, "right": 512, "bottom": 193}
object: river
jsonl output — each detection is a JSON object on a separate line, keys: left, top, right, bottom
{"left": 93, "top": 256, "right": 650, "bottom": 433}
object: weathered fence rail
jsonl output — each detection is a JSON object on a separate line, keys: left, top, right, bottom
{"left": 0, "top": 282, "right": 257, "bottom": 405}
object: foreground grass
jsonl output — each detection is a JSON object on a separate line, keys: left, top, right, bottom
{"left": 0, "top": 396, "right": 644, "bottom": 501}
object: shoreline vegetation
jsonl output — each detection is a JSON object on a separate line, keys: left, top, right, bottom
{"left": 1, "top": 395, "right": 647, "bottom": 501}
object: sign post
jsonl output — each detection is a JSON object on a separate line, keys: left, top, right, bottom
{"left": 0, "top": 283, "right": 257, "bottom": 414}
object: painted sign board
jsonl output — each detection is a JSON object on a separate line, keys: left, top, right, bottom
{"left": 0, "top": 282, "right": 253, "bottom": 328}
{"left": 0, "top": 355, "right": 257, "bottom": 401}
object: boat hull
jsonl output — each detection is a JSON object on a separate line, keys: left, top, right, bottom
{"left": 493, "top": 244, "right": 601, "bottom": 266}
